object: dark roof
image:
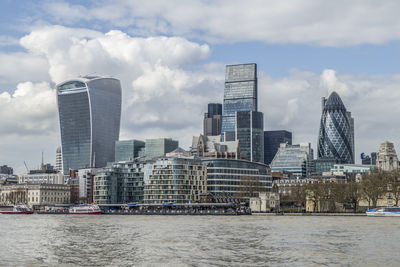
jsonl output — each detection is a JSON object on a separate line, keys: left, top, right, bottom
{"left": 325, "top": 91, "right": 346, "bottom": 111}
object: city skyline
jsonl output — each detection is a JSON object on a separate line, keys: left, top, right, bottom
{"left": 2, "top": 1, "right": 400, "bottom": 173}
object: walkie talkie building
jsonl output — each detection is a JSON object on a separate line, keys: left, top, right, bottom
{"left": 57, "top": 76, "right": 121, "bottom": 175}
{"left": 317, "top": 91, "right": 354, "bottom": 164}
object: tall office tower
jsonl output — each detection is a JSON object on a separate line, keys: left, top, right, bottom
{"left": 318, "top": 91, "right": 354, "bottom": 164}
{"left": 264, "top": 130, "right": 292, "bottom": 165}
{"left": 236, "top": 111, "right": 264, "bottom": 163}
{"left": 222, "top": 63, "right": 257, "bottom": 141}
{"left": 203, "top": 103, "right": 222, "bottom": 136}
{"left": 115, "top": 140, "right": 146, "bottom": 162}
{"left": 55, "top": 146, "right": 63, "bottom": 173}
{"left": 57, "top": 76, "right": 122, "bottom": 175}
{"left": 144, "top": 138, "right": 179, "bottom": 159}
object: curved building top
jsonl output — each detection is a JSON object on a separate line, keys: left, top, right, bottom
{"left": 324, "top": 91, "right": 346, "bottom": 111}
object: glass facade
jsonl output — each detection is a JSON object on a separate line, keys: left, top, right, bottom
{"left": 318, "top": 92, "right": 354, "bottom": 164}
{"left": 144, "top": 138, "right": 179, "bottom": 159}
{"left": 202, "top": 159, "right": 272, "bottom": 197}
{"left": 236, "top": 111, "right": 264, "bottom": 163}
{"left": 222, "top": 64, "right": 257, "bottom": 141}
{"left": 115, "top": 140, "right": 145, "bottom": 162}
{"left": 270, "top": 143, "right": 313, "bottom": 178}
{"left": 57, "top": 76, "right": 121, "bottom": 174}
{"left": 203, "top": 103, "right": 222, "bottom": 136}
{"left": 263, "top": 130, "right": 292, "bottom": 165}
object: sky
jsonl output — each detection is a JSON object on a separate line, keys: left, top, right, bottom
{"left": 1, "top": 0, "right": 400, "bottom": 173}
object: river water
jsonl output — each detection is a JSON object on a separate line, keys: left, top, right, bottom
{"left": 0, "top": 215, "right": 398, "bottom": 266}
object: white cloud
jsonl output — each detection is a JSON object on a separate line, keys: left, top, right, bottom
{"left": 40, "top": 0, "right": 400, "bottom": 46}
{"left": 2, "top": 24, "right": 400, "bottom": 173}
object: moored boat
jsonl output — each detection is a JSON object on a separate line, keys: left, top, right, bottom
{"left": 68, "top": 204, "right": 102, "bottom": 215}
{"left": 366, "top": 206, "right": 400, "bottom": 217}
{"left": 0, "top": 204, "right": 33, "bottom": 214}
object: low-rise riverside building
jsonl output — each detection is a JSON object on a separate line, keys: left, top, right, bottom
{"left": 143, "top": 157, "right": 207, "bottom": 204}
{"left": 250, "top": 192, "right": 280, "bottom": 212}
{"left": 202, "top": 158, "right": 272, "bottom": 199}
{"left": 0, "top": 183, "right": 71, "bottom": 208}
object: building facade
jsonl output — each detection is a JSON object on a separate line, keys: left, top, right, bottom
{"left": 202, "top": 158, "right": 272, "bottom": 198}
{"left": 236, "top": 111, "right": 264, "bottom": 163}
{"left": 55, "top": 147, "right": 63, "bottom": 173}
{"left": 115, "top": 140, "right": 145, "bottom": 162}
{"left": 143, "top": 157, "right": 207, "bottom": 204}
{"left": 376, "top": 141, "right": 399, "bottom": 171}
{"left": 57, "top": 76, "right": 122, "bottom": 174}
{"left": 18, "top": 171, "right": 65, "bottom": 185}
{"left": 222, "top": 63, "right": 257, "bottom": 141}
{"left": 270, "top": 143, "right": 314, "bottom": 178}
{"left": 0, "top": 184, "right": 71, "bottom": 208}
{"left": 318, "top": 91, "right": 354, "bottom": 164}
{"left": 264, "top": 130, "right": 292, "bottom": 165}
{"left": 191, "top": 135, "right": 240, "bottom": 159}
{"left": 93, "top": 161, "right": 146, "bottom": 204}
{"left": 203, "top": 103, "right": 222, "bottom": 136}
{"left": 143, "top": 138, "right": 179, "bottom": 159}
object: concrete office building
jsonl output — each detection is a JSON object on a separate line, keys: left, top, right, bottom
{"left": 204, "top": 103, "right": 222, "bottom": 136}
{"left": 236, "top": 111, "right": 264, "bottom": 163}
{"left": 18, "top": 171, "right": 65, "bottom": 185}
{"left": 222, "top": 64, "right": 258, "bottom": 141}
{"left": 115, "top": 140, "right": 145, "bottom": 162}
{"left": 318, "top": 91, "right": 354, "bottom": 164}
{"left": 264, "top": 131, "right": 292, "bottom": 165}
{"left": 57, "top": 76, "right": 122, "bottom": 174}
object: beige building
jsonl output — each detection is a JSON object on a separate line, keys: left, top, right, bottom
{"left": 376, "top": 141, "right": 399, "bottom": 171}
{"left": 250, "top": 192, "right": 280, "bottom": 212}
{"left": 0, "top": 184, "right": 71, "bottom": 208}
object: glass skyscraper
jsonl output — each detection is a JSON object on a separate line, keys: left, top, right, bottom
{"left": 263, "top": 130, "right": 292, "bottom": 165}
{"left": 222, "top": 63, "right": 257, "bottom": 141}
{"left": 57, "top": 76, "right": 122, "bottom": 174}
{"left": 236, "top": 111, "right": 264, "bottom": 163}
{"left": 115, "top": 140, "right": 145, "bottom": 162}
{"left": 203, "top": 103, "right": 222, "bottom": 136}
{"left": 317, "top": 91, "right": 354, "bottom": 164}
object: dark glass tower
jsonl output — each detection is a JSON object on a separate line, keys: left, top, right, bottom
{"left": 236, "top": 111, "right": 264, "bottom": 163}
{"left": 264, "top": 130, "right": 292, "bottom": 165}
{"left": 203, "top": 103, "right": 222, "bottom": 136}
{"left": 222, "top": 63, "right": 257, "bottom": 141}
{"left": 318, "top": 91, "right": 354, "bottom": 164}
{"left": 57, "top": 76, "right": 122, "bottom": 174}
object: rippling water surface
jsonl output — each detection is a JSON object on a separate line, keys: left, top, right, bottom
{"left": 0, "top": 215, "right": 399, "bottom": 266}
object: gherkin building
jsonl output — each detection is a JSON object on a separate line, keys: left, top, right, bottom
{"left": 317, "top": 91, "right": 354, "bottom": 164}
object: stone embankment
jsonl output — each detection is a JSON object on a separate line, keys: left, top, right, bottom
{"left": 252, "top": 212, "right": 366, "bottom": 216}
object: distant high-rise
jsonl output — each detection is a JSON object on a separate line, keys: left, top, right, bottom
{"left": 115, "top": 140, "right": 145, "bottom": 162}
{"left": 264, "top": 131, "right": 292, "bottom": 165}
{"left": 222, "top": 63, "right": 257, "bottom": 141}
{"left": 236, "top": 111, "right": 264, "bottom": 163}
{"left": 144, "top": 138, "right": 179, "bottom": 159}
{"left": 55, "top": 146, "right": 63, "bottom": 173}
{"left": 203, "top": 103, "right": 222, "bottom": 136}
{"left": 318, "top": 91, "right": 354, "bottom": 164}
{"left": 57, "top": 76, "right": 122, "bottom": 174}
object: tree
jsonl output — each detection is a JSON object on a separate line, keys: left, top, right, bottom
{"left": 361, "top": 169, "right": 386, "bottom": 208}
{"left": 235, "top": 176, "right": 264, "bottom": 199}
{"left": 386, "top": 169, "right": 400, "bottom": 206}
{"left": 344, "top": 179, "right": 363, "bottom": 212}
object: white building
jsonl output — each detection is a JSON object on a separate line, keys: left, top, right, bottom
{"left": 376, "top": 141, "right": 399, "bottom": 171}
{"left": 18, "top": 172, "right": 65, "bottom": 184}
{"left": 250, "top": 192, "right": 280, "bottom": 212}
{"left": 55, "top": 146, "right": 63, "bottom": 173}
